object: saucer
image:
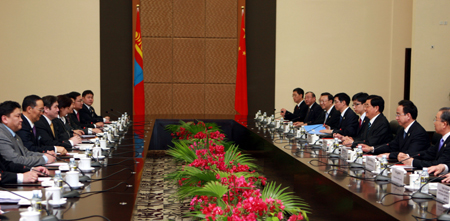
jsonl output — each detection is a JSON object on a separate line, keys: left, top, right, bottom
{"left": 93, "top": 155, "right": 105, "bottom": 159}
{"left": 64, "top": 182, "right": 84, "bottom": 189}
{"left": 79, "top": 167, "right": 95, "bottom": 172}
{"left": 42, "top": 198, "right": 67, "bottom": 207}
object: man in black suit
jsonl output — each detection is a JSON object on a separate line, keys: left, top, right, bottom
{"left": 54, "top": 95, "right": 85, "bottom": 141}
{"left": 342, "top": 95, "right": 392, "bottom": 147}
{"left": 0, "top": 153, "right": 48, "bottom": 185}
{"left": 79, "top": 90, "right": 109, "bottom": 125}
{"left": 280, "top": 88, "right": 309, "bottom": 122}
{"left": 67, "top": 92, "right": 102, "bottom": 134}
{"left": 320, "top": 93, "right": 358, "bottom": 137}
{"left": 310, "top": 92, "right": 340, "bottom": 129}
{"left": 35, "top": 96, "right": 81, "bottom": 150}
{"left": 399, "top": 107, "right": 450, "bottom": 170}
{"left": 352, "top": 92, "right": 369, "bottom": 137}
{"left": 16, "top": 95, "right": 67, "bottom": 155}
{"left": 294, "top": 91, "right": 323, "bottom": 126}
{"left": 362, "top": 100, "right": 429, "bottom": 159}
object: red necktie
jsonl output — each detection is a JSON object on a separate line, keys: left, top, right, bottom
{"left": 77, "top": 112, "right": 80, "bottom": 121}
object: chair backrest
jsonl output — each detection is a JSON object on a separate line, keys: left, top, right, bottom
{"left": 431, "top": 132, "right": 442, "bottom": 146}
{"left": 389, "top": 120, "right": 401, "bottom": 138}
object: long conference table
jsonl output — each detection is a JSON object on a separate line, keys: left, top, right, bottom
{"left": 1, "top": 114, "right": 447, "bottom": 220}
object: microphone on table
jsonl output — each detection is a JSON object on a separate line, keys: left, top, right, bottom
{"left": 105, "top": 110, "right": 120, "bottom": 118}
{"left": 374, "top": 153, "right": 420, "bottom": 182}
{"left": 411, "top": 172, "right": 447, "bottom": 200}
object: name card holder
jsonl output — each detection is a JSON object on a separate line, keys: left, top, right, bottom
{"left": 391, "top": 167, "right": 405, "bottom": 186}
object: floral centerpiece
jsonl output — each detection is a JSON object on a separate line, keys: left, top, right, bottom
{"left": 166, "top": 120, "right": 309, "bottom": 221}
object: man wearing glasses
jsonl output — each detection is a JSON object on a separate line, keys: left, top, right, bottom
{"left": 399, "top": 107, "right": 450, "bottom": 170}
{"left": 342, "top": 95, "right": 392, "bottom": 147}
{"left": 360, "top": 100, "right": 429, "bottom": 158}
{"left": 16, "top": 95, "right": 67, "bottom": 155}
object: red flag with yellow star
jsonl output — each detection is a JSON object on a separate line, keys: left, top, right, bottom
{"left": 235, "top": 7, "right": 248, "bottom": 115}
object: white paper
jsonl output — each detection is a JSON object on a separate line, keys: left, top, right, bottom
{"left": 437, "top": 183, "right": 450, "bottom": 203}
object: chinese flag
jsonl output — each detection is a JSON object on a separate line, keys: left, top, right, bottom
{"left": 234, "top": 7, "right": 248, "bottom": 115}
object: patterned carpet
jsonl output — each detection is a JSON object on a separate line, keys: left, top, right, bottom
{"left": 133, "top": 151, "right": 192, "bottom": 221}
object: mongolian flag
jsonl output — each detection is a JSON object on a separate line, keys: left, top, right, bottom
{"left": 234, "top": 6, "right": 248, "bottom": 116}
{"left": 134, "top": 5, "right": 145, "bottom": 117}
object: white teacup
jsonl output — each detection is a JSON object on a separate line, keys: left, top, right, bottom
{"left": 348, "top": 150, "right": 356, "bottom": 161}
{"left": 45, "top": 186, "right": 61, "bottom": 203}
{"left": 65, "top": 171, "right": 80, "bottom": 187}
{"left": 19, "top": 210, "right": 40, "bottom": 221}
{"left": 410, "top": 174, "right": 420, "bottom": 189}
{"left": 79, "top": 158, "right": 91, "bottom": 169}
{"left": 100, "top": 140, "right": 107, "bottom": 149}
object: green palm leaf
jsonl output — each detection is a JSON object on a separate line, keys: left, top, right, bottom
{"left": 223, "top": 145, "right": 258, "bottom": 170}
{"left": 261, "top": 181, "right": 310, "bottom": 218}
{"left": 166, "top": 140, "right": 197, "bottom": 163}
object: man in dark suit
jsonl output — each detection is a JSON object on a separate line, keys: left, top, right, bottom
{"left": 67, "top": 92, "right": 102, "bottom": 134}
{"left": 294, "top": 91, "right": 324, "bottom": 126}
{"left": 310, "top": 92, "right": 340, "bottom": 129}
{"left": 399, "top": 107, "right": 450, "bottom": 170}
{"left": 79, "top": 90, "right": 109, "bottom": 125}
{"left": 343, "top": 95, "right": 392, "bottom": 147}
{"left": 280, "top": 88, "right": 309, "bottom": 122}
{"left": 54, "top": 95, "right": 85, "bottom": 141}
{"left": 0, "top": 153, "right": 48, "bottom": 185}
{"left": 362, "top": 100, "right": 429, "bottom": 159}
{"left": 320, "top": 93, "right": 358, "bottom": 137}
{"left": 35, "top": 96, "right": 81, "bottom": 150}
{"left": 16, "top": 95, "right": 67, "bottom": 155}
{"left": 0, "top": 101, "right": 56, "bottom": 167}
{"left": 352, "top": 92, "right": 369, "bottom": 137}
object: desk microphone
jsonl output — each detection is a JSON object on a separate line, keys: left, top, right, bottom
{"left": 374, "top": 153, "right": 420, "bottom": 182}
{"left": 411, "top": 173, "right": 447, "bottom": 200}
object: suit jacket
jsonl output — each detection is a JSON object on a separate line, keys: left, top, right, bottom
{"left": 16, "top": 115, "right": 55, "bottom": 153}
{"left": 35, "top": 116, "right": 72, "bottom": 150}
{"left": 53, "top": 118, "right": 72, "bottom": 141}
{"left": 303, "top": 103, "right": 323, "bottom": 125}
{"left": 65, "top": 115, "right": 89, "bottom": 134}
{"left": 0, "top": 124, "right": 46, "bottom": 167}
{"left": 79, "top": 104, "right": 103, "bottom": 124}
{"left": 357, "top": 116, "right": 369, "bottom": 138}
{"left": 413, "top": 135, "right": 450, "bottom": 169}
{"left": 332, "top": 108, "right": 359, "bottom": 137}
{"left": 285, "top": 101, "right": 308, "bottom": 122}
{"left": 0, "top": 153, "right": 31, "bottom": 185}
{"left": 374, "top": 121, "right": 429, "bottom": 159}
{"left": 353, "top": 113, "right": 392, "bottom": 148}
{"left": 69, "top": 111, "right": 94, "bottom": 129}
{"left": 311, "top": 106, "right": 340, "bottom": 129}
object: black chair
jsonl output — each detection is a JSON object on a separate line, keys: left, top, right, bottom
{"left": 389, "top": 120, "right": 401, "bottom": 138}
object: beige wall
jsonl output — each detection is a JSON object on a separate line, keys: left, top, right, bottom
{"left": 411, "top": 0, "right": 450, "bottom": 131}
{"left": 276, "top": 0, "right": 412, "bottom": 122}
{"left": 0, "top": 0, "right": 101, "bottom": 111}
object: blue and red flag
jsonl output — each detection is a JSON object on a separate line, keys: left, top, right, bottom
{"left": 134, "top": 6, "right": 145, "bottom": 117}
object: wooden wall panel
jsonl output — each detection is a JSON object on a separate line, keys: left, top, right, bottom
{"left": 143, "top": 38, "right": 172, "bottom": 83}
{"left": 145, "top": 83, "right": 173, "bottom": 114}
{"left": 140, "top": 0, "right": 244, "bottom": 115}
{"left": 173, "top": 0, "right": 205, "bottom": 37}
{"left": 173, "top": 38, "right": 205, "bottom": 83}
{"left": 141, "top": 0, "right": 173, "bottom": 37}
{"left": 205, "top": 84, "right": 235, "bottom": 114}
{"left": 205, "top": 39, "right": 237, "bottom": 83}
{"left": 173, "top": 84, "right": 205, "bottom": 114}
{"left": 206, "top": 0, "right": 237, "bottom": 37}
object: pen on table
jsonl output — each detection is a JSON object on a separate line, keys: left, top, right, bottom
{"left": 31, "top": 169, "right": 50, "bottom": 177}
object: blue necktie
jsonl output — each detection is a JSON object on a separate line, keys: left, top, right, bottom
{"left": 438, "top": 139, "right": 445, "bottom": 152}
{"left": 339, "top": 115, "right": 343, "bottom": 123}
{"left": 403, "top": 131, "right": 407, "bottom": 139}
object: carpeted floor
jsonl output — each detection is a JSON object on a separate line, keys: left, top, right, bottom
{"left": 133, "top": 151, "right": 192, "bottom": 221}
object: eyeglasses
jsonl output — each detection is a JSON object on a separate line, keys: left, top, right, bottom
{"left": 434, "top": 116, "right": 443, "bottom": 122}
{"left": 395, "top": 113, "right": 405, "bottom": 117}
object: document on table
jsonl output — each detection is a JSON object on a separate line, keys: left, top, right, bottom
{"left": 304, "top": 124, "right": 327, "bottom": 135}
{"left": 0, "top": 191, "right": 33, "bottom": 204}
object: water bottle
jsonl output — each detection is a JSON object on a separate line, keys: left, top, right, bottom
{"left": 69, "top": 158, "right": 77, "bottom": 171}
{"left": 85, "top": 146, "right": 92, "bottom": 158}
{"left": 356, "top": 146, "right": 363, "bottom": 164}
{"left": 420, "top": 168, "right": 429, "bottom": 193}
{"left": 54, "top": 170, "right": 64, "bottom": 193}
{"left": 30, "top": 190, "right": 42, "bottom": 211}
{"left": 333, "top": 138, "right": 340, "bottom": 153}
{"left": 380, "top": 155, "right": 388, "bottom": 176}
